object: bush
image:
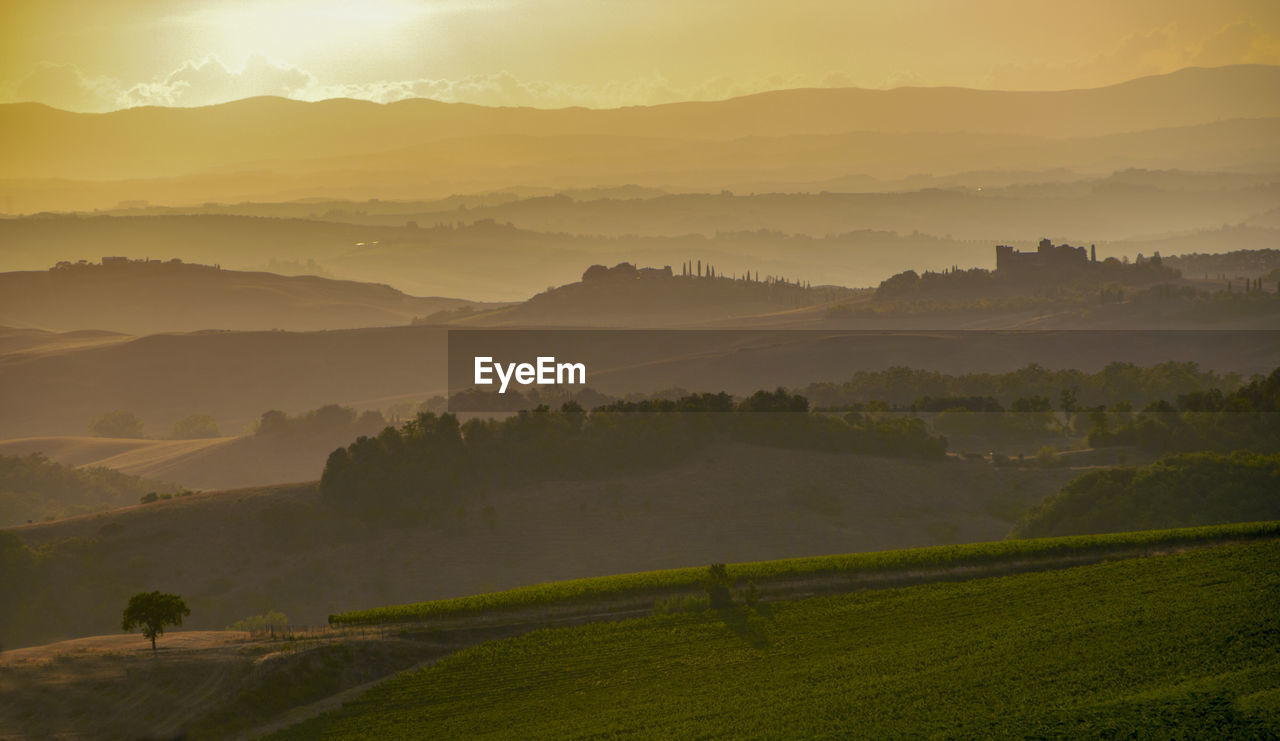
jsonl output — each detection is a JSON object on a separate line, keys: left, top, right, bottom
{"left": 228, "top": 610, "right": 290, "bottom": 636}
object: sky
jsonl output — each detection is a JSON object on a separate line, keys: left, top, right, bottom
{"left": 2, "top": 0, "right": 1279, "bottom": 112}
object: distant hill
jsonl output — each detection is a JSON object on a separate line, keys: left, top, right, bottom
{"left": 0, "top": 258, "right": 494, "bottom": 333}
{"left": 3, "top": 323, "right": 1277, "bottom": 439}
{"left": 0, "top": 405, "right": 389, "bottom": 492}
{"left": 0, "top": 326, "right": 128, "bottom": 356}
{"left": 2, "top": 66, "right": 1280, "bottom": 211}
{"left": 3, "top": 119, "right": 1277, "bottom": 213}
{"left": 5, "top": 185, "right": 1279, "bottom": 303}
{"left": 0, "top": 324, "right": 450, "bottom": 438}
{"left": 4, "top": 66, "right": 1279, "bottom": 181}
{"left": 462, "top": 262, "right": 853, "bottom": 326}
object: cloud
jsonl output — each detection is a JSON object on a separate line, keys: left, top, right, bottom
{"left": 5, "top": 50, "right": 860, "bottom": 113}
{"left": 120, "top": 54, "right": 316, "bottom": 108}
{"left": 305, "top": 71, "right": 779, "bottom": 109}
{"left": 5, "top": 55, "right": 321, "bottom": 111}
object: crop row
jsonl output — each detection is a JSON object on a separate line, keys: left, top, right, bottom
{"left": 283, "top": 539, "right": 1280, "bottom": 739}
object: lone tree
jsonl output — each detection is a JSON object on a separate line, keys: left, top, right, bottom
{"left": 121, "top": 591, "right": 190, "bottom": 650}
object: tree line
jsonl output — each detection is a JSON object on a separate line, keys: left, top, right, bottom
{"left": 1086, "top": 367, "right": 1280, "bottom": 454}
{"left": 1012, "top": 450, "right": 1280, "bottom": 538}
{"left": 320, "top": 388, "right": 945, "bottom": 517}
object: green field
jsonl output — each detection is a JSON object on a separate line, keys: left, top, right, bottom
{"left": 282, "top": 535, "right": 1280, "bottom": 738}
{"left": 330, "top": 520, "right": 1280, "bottom": 626}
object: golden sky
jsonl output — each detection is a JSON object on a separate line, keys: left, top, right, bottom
{"left": 2, "top": 0, "right": 1279, "bottom": 112}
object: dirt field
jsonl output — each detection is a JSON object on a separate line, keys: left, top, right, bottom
{"left": 0, "top": 630, "right": 253, "bottom": 739}
{"left": 0, "top": 628, "right": 447, "bottom": 740}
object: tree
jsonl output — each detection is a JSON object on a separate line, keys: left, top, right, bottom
{"left": 121, "top": 592, "right": 190, "bottom": 650}
{"left": 169, "top": 414, "right": 220, "bottom": 439}
{"left": 704, "top": 563, "right": 733, "bottom": 609}
{"left": 89, "top": 410, "right": 144, "bottom": 438}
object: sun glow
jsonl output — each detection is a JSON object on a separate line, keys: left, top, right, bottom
{"left": 179, "top": 0, "right": 434, "bottom": 72}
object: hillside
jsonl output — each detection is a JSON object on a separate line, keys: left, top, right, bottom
{"left": 6, "top": 525, "right": 1274, "bottom": 739}
{"left": 0, "top": 326, "right": 130, "bottom": 356}
{"left": 1014, "top": 452, "right": 1280, "bottom": 537}
{"left": 0, "top": 429, "right": 360, "bottom": 493}
{"left": 0, "top": 630, "right": 444, "bottom": 741}
{"left": 0, "top": 403, "right": 389, "bottom": 492}
{"left": 0, "top": 259, "right": 490, "bottom": 334}
{"left": 0, "top": 436, "right": 233, "bottom": 478}
{"left": 4, "top": 324, "right": 1278, "bottom": 438}
{"left": 0, "top": 452, "right": 179, "bottom": 527}
{"left": 270, "top": 537, "right": 1280, "bottom": 739}
{"left": 1, "top": 444, "right": 1082, "bottom": 648}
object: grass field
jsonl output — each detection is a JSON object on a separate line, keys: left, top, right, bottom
{"left": 276, "top": 537, "right": 1280, "bottom": 739}
{"left": 329, "top": 520, "right": 1280, "bottom": 626}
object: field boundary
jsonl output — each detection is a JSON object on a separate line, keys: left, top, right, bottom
{"left": 329, "top": 521, "right": 1280, "bottom": 629}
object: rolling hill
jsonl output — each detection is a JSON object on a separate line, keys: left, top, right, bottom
{"left": 0, "top": 259, "right": 494, "bottom": 334}
{"left": 1, "top": 444, "right": 1083, "bottom": 649}
{"left": 0, "top": 432, "right": 342, "bottom": 493}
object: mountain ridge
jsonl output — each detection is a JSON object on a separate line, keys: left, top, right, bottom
{"left": 4, "top": 65, "right": 1279, "bottom": 183}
